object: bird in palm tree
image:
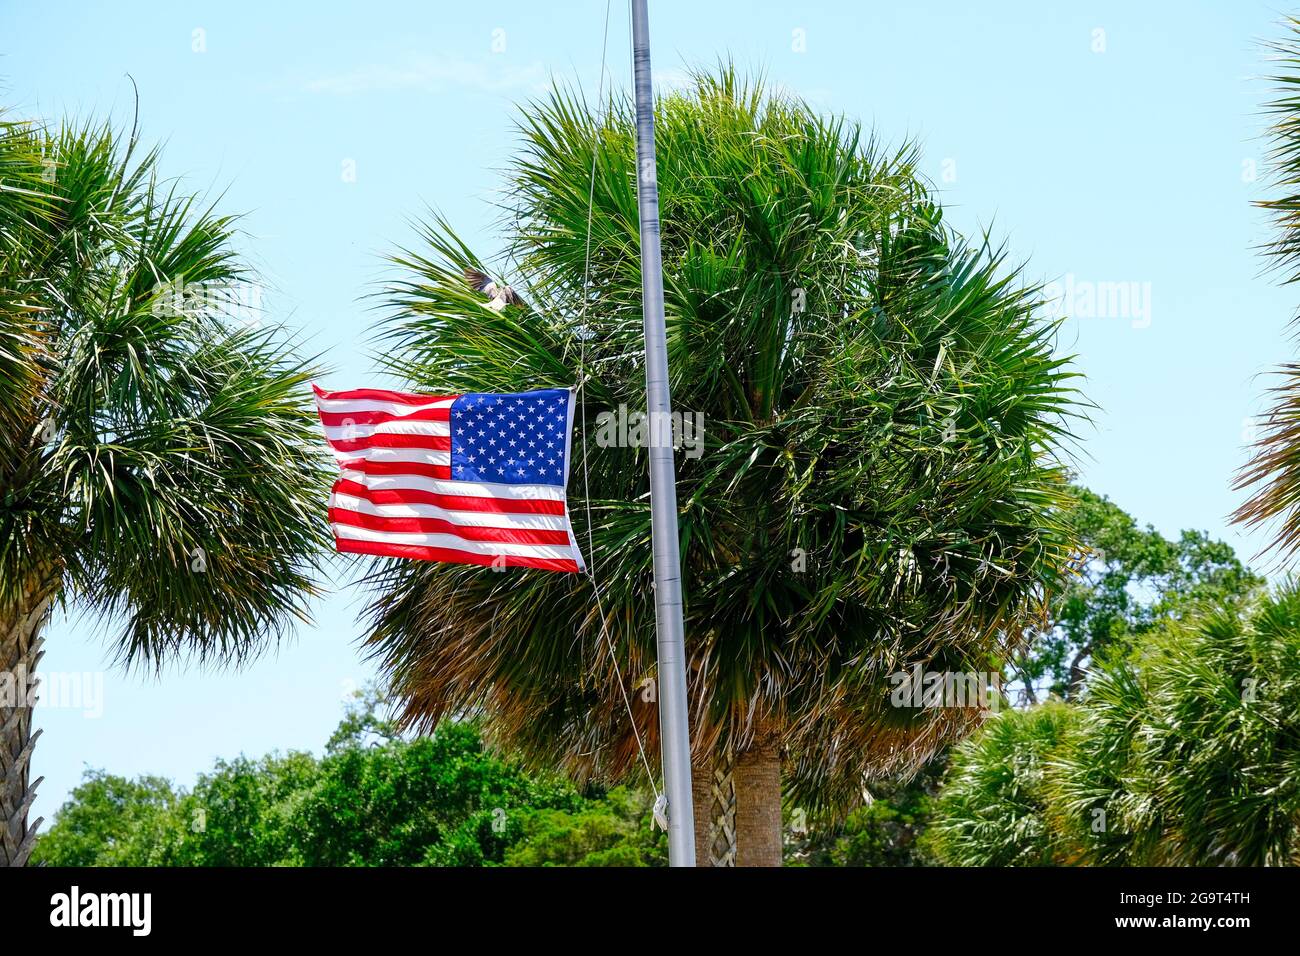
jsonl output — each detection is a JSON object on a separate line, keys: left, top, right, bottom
{"left": 363, "top": 69, "right": 1084, "bottom": 866}
{"left": 0, "top": 110, "right": 329, "bottom": 866}
{"left": 462, "top": 267, "right": 526, "bottom": 312}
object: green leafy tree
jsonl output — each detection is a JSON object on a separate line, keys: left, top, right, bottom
{"left": 0, "top": 109, "right": 327, "bottom": 866}
{"left": 364, "top": 69, "right": 1083, "bottom": 865}
{"left": 1015, "top": 487, "right": 1261, "bottom": 700}
{"left": 32, "top": 691, "right": 652, "bottom": 867}
{"left": 29, "top": 771, "right": 181, "bottom": 867}
{"left": 503, "top": 787, "right": 665, "bottom": 867}
{"left": 170, "top": 752, "right": 320, "bottom": 866}
{"left": 294, "top": 719, "right": 589, "bottom": 867}
{"left": 170, "top": 690, "right": 594, "bottom": 867}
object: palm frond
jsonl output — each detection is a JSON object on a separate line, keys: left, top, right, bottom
{"left": 1235, "top": 18, "right": 1300, "bottom": 558}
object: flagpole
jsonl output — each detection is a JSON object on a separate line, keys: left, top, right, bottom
{"left": 629, "top": 0, "right": 696, "bottom": 867}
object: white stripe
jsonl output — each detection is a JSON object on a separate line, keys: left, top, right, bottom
{"left": 335, "top": 448, "right": 451, "bottom": 466}
{"left": 322, "top": 420, "right": 450, "bottom": 441}
{"left": 329, "top": 491, "right": 568, "bottom": 531}
{"left": 315, "top": 396, "right": 455, "bottom": 416}
{"left": 340, "top": 469, "right": 566, "bottom": 502}
{"left": 333, "top": 522, "right": 578, "bottom": 560}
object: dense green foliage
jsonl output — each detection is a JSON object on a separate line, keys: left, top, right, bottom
{"left": 28, "top": 771, "right": 180, "bottom": 867}
{"left": 925, "top": 704, "right": 1076, "bottom": 866}
{"left": 33, "top": 688, "right": 937, "bottom": 867}
{"left": 32, "top": 693, "right": 665, "bottom": 867}
{"left": 930, "top": 585, "right": 1300, "bottom": 866}
{"left": 501, "top": 788, "right": 664, "bottom": 867}
{"left": 1055, "top": 585, "right": 1300, "bottom": 866}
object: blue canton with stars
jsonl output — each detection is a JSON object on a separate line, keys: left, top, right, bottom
{"left": 450, "top": 389, "right": 571, "bottom": 487}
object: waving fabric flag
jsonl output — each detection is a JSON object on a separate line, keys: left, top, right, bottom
{"left": 313, "top": 384, "right": 586, "bottom": 573}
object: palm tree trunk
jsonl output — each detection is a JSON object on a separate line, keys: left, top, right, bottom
{"left": 734, "top": 729, "right": 782, "bottom": 867}
{"left": 1066, "top": 643, "right": 1093, "bottom": 700}
{"left": 691, "top": 755, "right": 711, "bottom": 864}
{"left": 691, "top": 748, "right": 736, "bottom": 866}
{"left": 1, "top": 577, "right": 53, "bottom": 867}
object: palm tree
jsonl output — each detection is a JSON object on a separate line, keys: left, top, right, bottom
{"left": 0, "top": 111, "right": 328, "bottom": 866}
{"left": 924, "top": 702, "right": 1076, "bottom": 867}
{"left": 932, "top": 584, "right": 1300, "bottom": 867}
{"left": 1051, "top": 584, "right": 1300, "bottom": 866}
{"left": 1235, "top": 18, "right": 1300, "bottom": 553}
{"left": 364, "top": 70, "right": 1083, "bottom": 865}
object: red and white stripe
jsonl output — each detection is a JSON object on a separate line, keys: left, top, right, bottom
{"left": 313, "top": 384, "right": 585, "bottom": 573}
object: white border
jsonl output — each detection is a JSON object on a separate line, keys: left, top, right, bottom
{"left": 561, "top": 387, "right": 586, "bottom": 572}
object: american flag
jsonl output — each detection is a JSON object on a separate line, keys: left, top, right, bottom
{"left": 313, "top": 384, "right": 586, "bottom": 573}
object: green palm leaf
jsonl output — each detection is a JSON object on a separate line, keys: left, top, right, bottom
{"left": 1235, "top": 18, "right": 1300, "bottom": 556}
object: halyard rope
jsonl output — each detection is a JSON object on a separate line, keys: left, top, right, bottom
{"left": 575, "top": 0, "right": 663, "bottom": 809}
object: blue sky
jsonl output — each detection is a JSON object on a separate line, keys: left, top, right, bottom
{"left": 3, "top": 0, "right": 1295, "bottom": 822}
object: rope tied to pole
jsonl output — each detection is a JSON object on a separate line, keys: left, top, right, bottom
{"left": 575, "top": 0, "right": 664, "bottom": 815}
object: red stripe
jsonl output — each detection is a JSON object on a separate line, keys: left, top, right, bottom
{"left": 337, "top": 460, "right": 452, "bottom": 481}
{"left": 335, "top": 537, "right": 579, "bottom": 573}
{"left": 329, "top": 508, "right": 571, "bottom": 545}
{"left": 327, "top": 433, "right": 451, "bottom": 452}
{"left": 334, "top": 477, "right": 566, "bottom": 515}
{"left": 318, "top": 407, "right": 450, "bottom": 426}
{"left": 313, "top": 383, "right": 458, "bottom": 405}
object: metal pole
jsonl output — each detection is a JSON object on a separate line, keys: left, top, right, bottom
{"left": 629, "top": 0, "right": 696, "bottom": 867}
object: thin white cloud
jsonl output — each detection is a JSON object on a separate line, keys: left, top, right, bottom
{"left": 651, "top": 67, "right": 695, "bottom": 95}
{"left": 290, "top": 56, "right": 833, "bottom": 112}
{"left": 299, "top": 55, "right": 549, "bottom": 96}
